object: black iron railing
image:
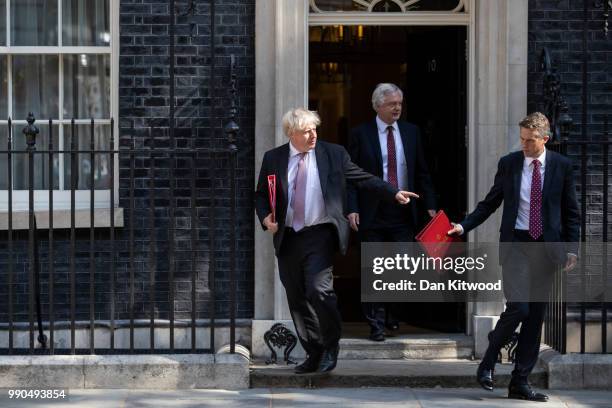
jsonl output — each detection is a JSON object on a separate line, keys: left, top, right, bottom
{"left": 546, "top": 114, "right": 611, "bottom": 354}
{"left": 0, "top": 111, "right": 238, "bottom": 355}
{"left": 0, "top": 0, "right": 241, "bottom": 356}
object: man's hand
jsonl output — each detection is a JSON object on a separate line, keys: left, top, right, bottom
{"left": 563, "top": 253, "right": 578, "bottom": 272}
{"left": 263, "top": 213, "right": 278, "bottom": 234}
{"left": 447, "top": 222, "right": 463, "bottom": 236}
{"left": 347, "top": 212, "right": 360, "bottom": 232}
{"left": 395, "top": 191, "right": 419, "bottom": 204}
{"left": 427, "top": 209, "right": 437, "bottom": 218}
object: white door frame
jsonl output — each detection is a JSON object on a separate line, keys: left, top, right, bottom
{"left": 252, "top": 0, "right": 528, "bottom": 359}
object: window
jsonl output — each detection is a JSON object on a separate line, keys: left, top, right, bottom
{"left": 309, "top": 0, "right": 467, "bottom": 13}
{"left": 0, "top": 0, "right": 117, "bottom": 211}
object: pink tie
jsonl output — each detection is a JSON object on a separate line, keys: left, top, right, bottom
{"left": 529, "top": 159, "right": 543, "bottom": 240}
{"left": 291, "top": 152, "right": 308, "bottom": 231}
{"left": 387, "top": 126, "right": 398, "bottom": 188}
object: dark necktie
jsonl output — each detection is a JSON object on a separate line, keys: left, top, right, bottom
{"left": 529, "top": 159, "right": 543, "bottom": 240}
{"left": 386, "top": 126, "right": 398, "bottom": 188}
{"left": 291, "top": 152, "right": 308, "bottom": 231}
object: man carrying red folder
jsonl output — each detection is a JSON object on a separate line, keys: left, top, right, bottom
{"left": 448, "top": 112, "right": 579, "bottom": 402}
{"left": 255, "top": 108, "right": 419, "bottom": 374}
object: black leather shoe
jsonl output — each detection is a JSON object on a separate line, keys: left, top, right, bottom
{"left": 476, "top": 364, "right": 494, "bottom": 391}
{"left": 369, "top": 330, "right": 385, "bottom": 342}
{"left": 294, "top": 352, "right": 322, "bottom": 374}
{"left": 317, "top": 345, "right": 339, "bottom": 373}
{"left": 508, "top": 382, "right": 549, "bottom": 402}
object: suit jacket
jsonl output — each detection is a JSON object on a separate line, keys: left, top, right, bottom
{"left": 347, "top": 119, "right": 436, "bottom": 230}
{"left": 460, "top": 150, "right": 580, "bottom": 263}
{"left": 255, "top": 141, "right": 400, "bottom": 256}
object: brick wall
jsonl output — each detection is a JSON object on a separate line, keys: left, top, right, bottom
{"left": 0, "top": 0, "right": 255, "bottom": 324}
{"left": 528, "top": 0, "right": 612, "bottom": 240}
{"left": 528, "top": 0, "right": 612, "bottom": 309}
{"left": 118, "top": 0, "right": 255, "bottom": 320}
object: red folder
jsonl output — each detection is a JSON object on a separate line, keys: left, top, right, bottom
{"left": 267, "top": 175, "right": 276, "bottom": 223}
{"left": 415, "top": 210, "right": 461, "bottom": 258}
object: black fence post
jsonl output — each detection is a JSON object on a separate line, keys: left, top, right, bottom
{"left": 7, "top": 118, "right": 13, "bottom": 354}
{"left": 129, "top": 133, "right": 135, "bottom": 353}
{"left": 208, "top": 0, "right": 217, "bottom": 355}
{"left": 169, "top": 0, "right": 176, "bottom": 353}
{"left": 89, "top": 118, "right": 95, "bottom": 354}
{"left": 580, "top": 0, "right": 589, "bottom": 353}
{"left": 541, "top": 47, "right": 573, "bottom": 354}
{"left": 70, "top": 118, "right": 77, "bottom": 354}
{"left": 48, "top": 119, "right": 54, "bottom": 355}
{"left": 25, "top": 113, "right": 37, "bottom": 353}
{"left": 109, "top": 118, "right": 116, "bottom": 351}
{"left": 148, "top": 116, "right": 156, "bottom": 352}
{"left": 23, "top": 113, "right": 47, "bottom": 352}
{"left": 602, "top": 114, "right": 609, "bottom": 354}
{"left": 224, "top": 54, "right": 239, "bottom": 354}
{"left": 559, "top": 113, "right": 572, "bottom": 354}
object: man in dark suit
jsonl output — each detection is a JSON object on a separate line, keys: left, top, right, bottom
{"left": 448, "top": 112, "right": 579, "bottom": 402}
{"left": 347, "top": 83, "right": 437, "bottom": 341}
{"left": 255, "top": 108, "right": 418, "bottom": 374}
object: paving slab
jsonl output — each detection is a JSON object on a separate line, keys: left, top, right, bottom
{"left": 412, "top": 388, "right": 567, "bottom": 408}
{"left": 1, "top": 388, "right": 611, "bottom": 407}
{"left": 553, "top": 390, "right": 612, "bottom": 408}
{"left": 269, "top": 387, "right": 421, "bottom": 408}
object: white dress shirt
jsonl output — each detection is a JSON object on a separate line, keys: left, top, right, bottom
{"left": 455, "top": 147, "right": 575, "bottom": 259}
{"left": 515, "top": 149, "right": 546, "bottom": 230}
{"left": 457, "top": 149, "right": 547, "bottom": 236}
{"left": 285, "top": 142, "right": 329, "bottom": 228}
{"left": 376, "top": 116, "right": 408, "bottom": 191}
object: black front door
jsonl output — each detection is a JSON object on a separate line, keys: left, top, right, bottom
{"left": 309, "top": 25, "right": 467, "bottom": 333}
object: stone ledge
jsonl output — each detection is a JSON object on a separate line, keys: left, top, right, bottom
{"left": 0, "top": 353, "right": 249, "bottom": 389}
{"left": 0, "top": 208, "right": 124, "bottom": 230}
{"left": 540, "top": 346, "right": 612, "bottom": 389}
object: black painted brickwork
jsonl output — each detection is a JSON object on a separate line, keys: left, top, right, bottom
{"left": 7, "top": 1, "right": 610, "bottom": 327}
{"left": 118, "top": 0, "right": 255, "bottom": 320}
{"left": 528, "top": 0, "right": 612, "bottom": 240}
{"left": 0, "top": 0, "right": 255, "bottom": 324}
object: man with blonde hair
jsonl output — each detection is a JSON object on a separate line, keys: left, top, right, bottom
{"left": 255, "top": 107, "right": 419, "bottom": 373}
{"left": 448, "top": 112, "right": 579, "bottom": 401}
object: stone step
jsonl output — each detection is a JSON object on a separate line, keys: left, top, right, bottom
{"left": 0, "top": 354, "right": 250, "bottom": 389}
{"left": 250, "top": 359, "right": 548, "bottom": 389}
{"left": 338, "top": 334, "right": 473, "bottom": 360}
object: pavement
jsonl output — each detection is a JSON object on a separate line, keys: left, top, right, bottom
{"left": 1, "top": 388, "right": 611, "bottom": 407}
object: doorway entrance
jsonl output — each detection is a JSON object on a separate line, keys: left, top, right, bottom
{"left": 309, "top": 25, "right": 468, "bottom": 333}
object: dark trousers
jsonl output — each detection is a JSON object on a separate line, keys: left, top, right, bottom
{"left": 481, "top": 230, "right": 555, "bottom": 384}
{"left": 277, "top": 224, "right": 342, "bottom": 355}
{"left": 360, "top": 223, "right": 414, "bottom": 333}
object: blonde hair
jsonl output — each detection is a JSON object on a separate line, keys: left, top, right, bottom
{"left": 282, "top": 108, "right": 321, "bottom": 137}
{"left": 519, "top": 112, "right": 551, "bottom": 139}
